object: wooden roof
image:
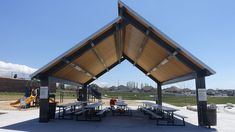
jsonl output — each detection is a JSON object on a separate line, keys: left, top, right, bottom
{"left": 31, "top": 1, "right": 215, "bottom": 85}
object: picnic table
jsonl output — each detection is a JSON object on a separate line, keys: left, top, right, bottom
{"left": 142, "top": 102, "right": 178, "bottom": 112}
{"left": 142, "top": 102, "right": 155, "bottom": 109}
{"left": 152, "top": 104, "right": 179, "bottom": 121}
{"left": 114, "top": 101, "right": 132, "bottom": 116}
{"left": 85, "top": 102, "right": 102, "bottom": 109}
{"left": 142, "top": 102, "right": 179, "bottom": 122}
{"left": 76, "top": 102, "right": 103, "bottom": 121}
{"left": 116, "top": 101, "right": 127, "bottom": 108}
{"left": 140, "top": 102, "right": 187, "bottom": 126}
{"left": 57, "top": 101, "right": 86, "bottom": 119}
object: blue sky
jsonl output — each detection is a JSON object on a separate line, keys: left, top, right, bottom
{"left": 0, "top": 0, "right": 234, "bottom": 89}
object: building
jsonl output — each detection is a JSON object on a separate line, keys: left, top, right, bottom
{"left": 30, "top": 1, "right": 215, "bottom": 126}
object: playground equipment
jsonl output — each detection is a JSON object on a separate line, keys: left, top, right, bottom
{"left": 10, "top": 79, "right": 40, "bottom": 108}
{"left": 10, "top": 99, "right": 20, "bottom": 106}
{"left": 10, "top": 94, "right": 37, "bottom": 108}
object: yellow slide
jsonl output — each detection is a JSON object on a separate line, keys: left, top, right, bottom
{"left": 10, "top": 95, "right": 36, "bottom": 106}
{"left": 10, "top": 99, "right": 20, "bottom": 105}
{"left": 25, "top": 95, "right": 36, "bottom": 105}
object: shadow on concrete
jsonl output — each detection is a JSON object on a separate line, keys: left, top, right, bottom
{"left": 1, "top": 111, "right": 217, "bottom": 132}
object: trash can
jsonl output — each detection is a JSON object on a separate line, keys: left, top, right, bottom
{"left": 207, "top": 104, "right": 217, "bottom": 127}
{"left": 49, "top": 102, "right": 57, "bottom": 119}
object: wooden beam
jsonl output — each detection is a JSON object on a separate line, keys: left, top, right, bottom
{"left": 84, "top": 57, "right": 125, "bottom": 85}
{"left": 90, "top": 42, "right": 109, "bottom": 71}
{"left": 63, "top": 59, "right": 96, "bottom": 79}
{"left": 114, "top": 22, "right": 123, "bottom": 63}
{"left": 146, "top": 51, "right": 178, "bottom": 76}
{"left": 115, "top": 18, "right": 127, "bottom": 63}
{"left": 122, "top": 11, "right": 205, "bottom": 73}
{"left": 123, "top": 54, "right": 161, "bottom": 84}
{"left": 162, "top": 72, "right": 196, "bottom": 85}
{"left": 134, "top": 29, "right": 150, "bottom": 65}
{"left": 49, "top": 76, "right": 82, "bottom": 86}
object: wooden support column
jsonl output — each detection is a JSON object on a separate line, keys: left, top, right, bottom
{"left": 39, "top": 77, "right": 49, "bottom": 123}
{"left": 82, "top": 85, "right": 88, "bottom": 101}
{"left": 157, "top": 83, "right": 162, "bottom": 105}
{"left": 196, "top": 73, "right": 207, "bottom": 126}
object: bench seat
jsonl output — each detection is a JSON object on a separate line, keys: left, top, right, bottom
{"left": 173, "top": 113, "right": 188, "bottom": 126}
{"left": 141, "top": 108, "right": 162, "bottom": 119}
{"left": 75, "top": 109, "right": 88, "bottom": 115}
{"left": 96, "top": 107, "right": 109, "bottom": 120}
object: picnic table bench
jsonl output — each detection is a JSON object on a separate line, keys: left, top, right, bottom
{"left": 96, "top": 107, "right": 109, "bottom": 120}
{"left": 140, "top": 102, "right": 187, "bottom": 126}
{"left": 114, "top": 101, "right": 132, "bottom": 116}
{"left": 76, "top": 102, "right": 109, "bottom": 121}
{"left": 57, "top": 101, "right": 85, "bottom": 119}
{"left": 173, "top": 113, "right": 188, "bottom": 126}
{"left": 75, "top": 109, "right": 88, "bottom": 121}
{"left": 139, "top": 107, "right": 163, "bottom": 125}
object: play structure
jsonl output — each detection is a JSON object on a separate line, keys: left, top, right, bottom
{"left": 10, "top": 79, "right": 40, "bottom": 109}
{"left": 10, "top": 95, "right": 37, "bottom": 107}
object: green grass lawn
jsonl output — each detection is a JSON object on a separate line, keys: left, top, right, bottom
{"left": 0, "top": 92, "right": 24, "bottom": 101}
{"left": 1, "top": 91, "right": 235, "bottom": 107}
{"left": 102, "top": 91, "right": 156, "bottom": 100}
{"left": 102, "top": 91, "right": 235, "bottom": 106}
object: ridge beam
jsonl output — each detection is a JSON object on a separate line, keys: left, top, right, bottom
{"left": 115, "top": 22, "right": 123, "bottom": 63}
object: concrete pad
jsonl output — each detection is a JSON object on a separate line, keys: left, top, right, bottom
{"left": 1, "top": 102, "right": 235, "bottom": 132}
{"left": 1, "top": 109, "right": 216, "bottom": 132}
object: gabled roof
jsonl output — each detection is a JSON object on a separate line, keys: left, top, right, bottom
{"left": 31, "top": 1, "right": 215, "bottom": 85}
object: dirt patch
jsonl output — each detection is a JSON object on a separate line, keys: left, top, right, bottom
{"left": 0, "top": 101, "right": 18, "bottom": 110}
{"left": 0, "top": 100, "right": 39, "bottom": 111}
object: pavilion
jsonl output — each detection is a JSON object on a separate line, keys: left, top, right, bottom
{"left": 31, "top": 1, "right": 215, "bottom": 126}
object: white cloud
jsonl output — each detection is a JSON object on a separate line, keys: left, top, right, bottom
{"left": 0, "top": 61, "right": 37, "bottom": 79}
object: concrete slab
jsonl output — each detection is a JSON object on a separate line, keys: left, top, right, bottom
{"left": 1, "top": 102, "right": 234, "bottom": 132}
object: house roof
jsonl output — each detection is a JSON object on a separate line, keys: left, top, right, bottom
{"left": 31, "top": 1, "right": 215, "bottom": 86}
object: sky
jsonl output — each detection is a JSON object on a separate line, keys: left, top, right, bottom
{"left": 0, "top": 61, "right": 36, "bottom": 78}
{"left": 0, "top": 0, "right": 235, "bottom": 89}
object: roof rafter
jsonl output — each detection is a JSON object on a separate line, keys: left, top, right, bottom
{"left": 162, "top": 72, "right": 196, "bottom": 85}
{"left": 146, "top": 51, "right": 178, "bottom": 76}
{"left": 123, "top": 54, "right": 161, "bottom": 84}
{"left": 84, "top": 57, "right": 125, "bottom": 85}
{"left": 63, "top": 59, "right": 96, "bottom": 79}
{"left": 90, "top": 42, "right": 109, "bottom": 71}
{"left": 133, "top": 29, "right": 150, "bottom": 65}
{"left": 49, "top": 76, "right": 82, "bottom": 86}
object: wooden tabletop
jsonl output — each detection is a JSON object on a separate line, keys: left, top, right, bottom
{"left": 142, "top": 102, "right": 179, "bottom": 112}
{"left": 85, "top": 102, "right": 102, "bottom": 109}
{"left": 57, "top": 101, "right": 86, "bottom": 107}
{"left": 152, "top": 104, "right": 179, "bottom": 112}
{"left": 142, "top": 102, "right": 155, "bottom": 106}
{"left": 116, "top": 101, "right": 127, "bottom": 106}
